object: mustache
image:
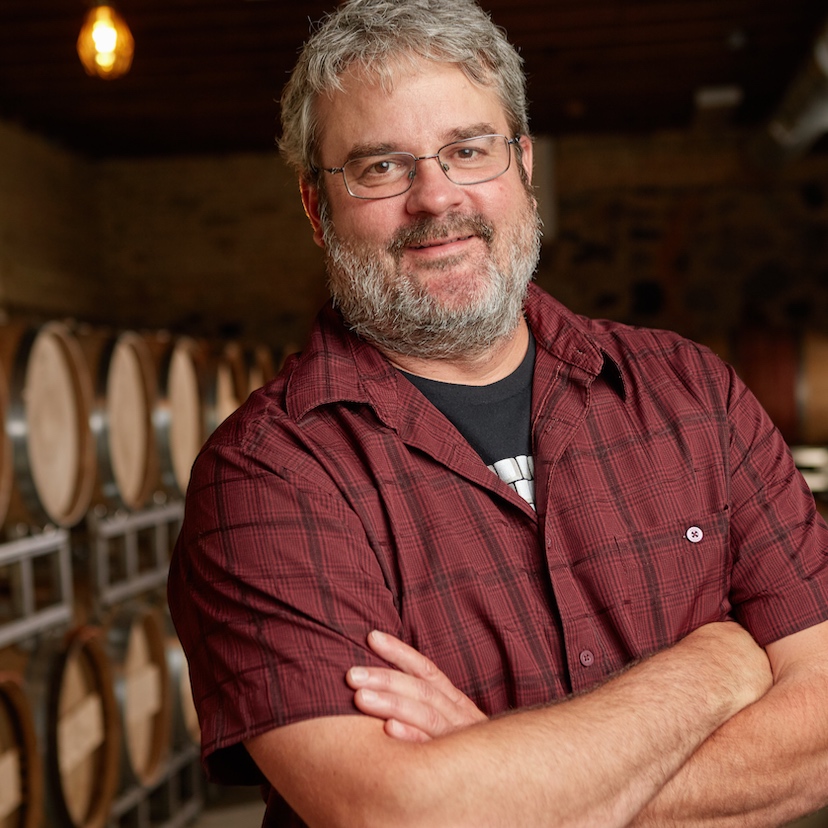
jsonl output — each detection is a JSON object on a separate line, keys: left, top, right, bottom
{"left": 388, "top": 213, "right": 495, "bottom": 258}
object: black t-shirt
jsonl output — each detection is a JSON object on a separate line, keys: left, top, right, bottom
{"left": 402, "top": 333, "right": 535, "bottom": 506}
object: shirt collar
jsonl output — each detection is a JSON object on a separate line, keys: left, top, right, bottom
{"left": 524, "top": 284, "right": 626, "bottom": 401}
{"left": 285, "top": 283, "right": 627, "bottom": 422}
{"left": 285, "top": 302, "right": 400, "bottom": 424}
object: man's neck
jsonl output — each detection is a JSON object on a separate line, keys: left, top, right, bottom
{"left": 380, "top": 317, "right": 530, "bottom": 386}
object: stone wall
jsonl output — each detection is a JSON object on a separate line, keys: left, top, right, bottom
{"left": 0, "top": 119, "right": 326, "bottom": 349}
{"left": 95, "top": 153, "right": 326, "bottom": 347}
{"left": 540, "top": 129, "right": 828, "bottom": 343}
{"left": 0, "top": 121, "right": 101, "bottom": 324}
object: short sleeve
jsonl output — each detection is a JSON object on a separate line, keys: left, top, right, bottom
{"left": 726, "top": 369, "right": 828, "bottom": 645}
{"left": 168, "top": 422, "right": 404, "bottom": 784}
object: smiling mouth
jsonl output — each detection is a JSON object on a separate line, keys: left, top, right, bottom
{"left": 390, "top": 214, "right": 495, "bottom": 258}
{"left": 411, "top": 234, "right": 476, "bottom": 250}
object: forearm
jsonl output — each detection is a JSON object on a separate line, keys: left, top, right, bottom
{"left": 632, "top": 664, "right": 828, "bottom": 827}
{"left": 632, "top": 620, "right": 828, "bottom": 828}
{"left": 248, "top": 624, "right": 770, "bottom": 828}
{"left": 424, "top": 640, "right": 758, "bottom": 828}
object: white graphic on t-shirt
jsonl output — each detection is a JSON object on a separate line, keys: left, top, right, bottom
{"left": 488, "top": 454, "right": 535, "bottom": 509}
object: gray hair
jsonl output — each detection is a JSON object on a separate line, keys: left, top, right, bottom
{"left": 279, "top": 0, "right": 530, "bottom": 181}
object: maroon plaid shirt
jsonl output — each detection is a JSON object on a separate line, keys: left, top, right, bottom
{"left": 168, "top": 285, "right": 828, "bottom": 823}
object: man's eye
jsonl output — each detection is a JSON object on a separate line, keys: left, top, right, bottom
{"left": 368, "top": 159, "right": 397, "bottom": 175}
{"left": 352, "top": 157, "right": 405, "bottom": 180}
{"left": 447, "top": 145, "right": 488, "bottom": 163}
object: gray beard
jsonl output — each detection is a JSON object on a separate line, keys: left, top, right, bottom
{"left": 321, "top": 201, "right": 542, "bottom": 361}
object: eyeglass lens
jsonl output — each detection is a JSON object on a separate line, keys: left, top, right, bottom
{"left": 343, "top": 134, "right": 511, "bottom": 198}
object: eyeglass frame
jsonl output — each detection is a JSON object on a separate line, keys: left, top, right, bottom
{"left": 313, "top": 133, "right": 522, "bottom": 200}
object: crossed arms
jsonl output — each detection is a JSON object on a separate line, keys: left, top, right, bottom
{"left": 245, "top": 621, "right": 798, "bottom": 828}
{"left": 341, "top": 622, "right": 828, "bottom": 827}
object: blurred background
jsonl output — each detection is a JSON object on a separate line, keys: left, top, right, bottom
{"left": 1, "top": 1, "right": 827, "bottom": 826}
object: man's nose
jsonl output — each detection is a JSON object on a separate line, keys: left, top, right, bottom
{"left": 404, "top": 155, "right": 464, "bottom": 215}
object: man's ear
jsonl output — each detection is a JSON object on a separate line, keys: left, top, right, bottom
{"left": 300, "top": 178, "right": 325, "bottom": 248}
{"left": 518, "top": 135, "right": 534, "bottom": 186}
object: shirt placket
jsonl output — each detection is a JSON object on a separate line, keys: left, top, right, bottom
{"left": 533, "top": 353, "right": 605, "bottom": 694}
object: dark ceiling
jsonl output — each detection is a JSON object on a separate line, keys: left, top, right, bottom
{"left": 1, "top": 0, "right": 827, "bottom": 159}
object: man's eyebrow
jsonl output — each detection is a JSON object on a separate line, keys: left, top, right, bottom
{"left": 341, "top": 124, "right": 504, "bottom": 162}
{"left": 342, "top": 142, "right": 401, "bottom": 162}
{"left": 444, "top": 123, "right": 501, "bottom": 142}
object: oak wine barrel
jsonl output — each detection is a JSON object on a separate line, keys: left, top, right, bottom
{"left": 77, "top": 328, "right": 159, "bottom": 512}
{"left": 145, "top": 334, "right": 208, "bottom": 498}
{"left": 248, "top": 342, "right": 277, "bottom": 395}
{"left": 0, "top": 322, "right": 96, "bottom": 529}
{"left": 210, "top": 340, "right": 249, "bottom": 429}
{"left": 28, "top": 627, "right": 120, "bottom": 828}
{"left": 0, "top": 672, "right": 42, "bottom": 828}
{"left": 107, "top": 605, "right": 171, "bottom": 788}
{"left": 164, "top": 631, "right": 200, "bottom": 749}
{"left": 0, "top": 362, "right": 14, "bottom": 530}
{"left": 734, "top": 330, "right": 828, "bottom": 446}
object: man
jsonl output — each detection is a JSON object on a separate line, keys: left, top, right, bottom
{"left": 167, "top": 1, "right": 828, "bottom": 825}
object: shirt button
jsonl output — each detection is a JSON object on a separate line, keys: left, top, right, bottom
{"left": 579, "top": 649, "right": 595, "bottom": 667}
{"left": 685, "top": 526, "right": 704, "bottom": 543}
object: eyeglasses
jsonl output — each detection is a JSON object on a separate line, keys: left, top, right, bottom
{"left": 317, "top": 134, "right": 520, "bottom": 200}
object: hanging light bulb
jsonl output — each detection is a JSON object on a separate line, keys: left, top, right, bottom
{"left": 77, "top": 4, "right": 135, "bottom": 80}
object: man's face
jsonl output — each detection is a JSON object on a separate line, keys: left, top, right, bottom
{"left": 305, "top": 60, "right": 541, "bottom": 359}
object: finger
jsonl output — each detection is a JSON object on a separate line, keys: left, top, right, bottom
{"left": 385, "top": 718, "right": 432, "bottom": 743}
{"left": 367, "top": 631, "right": 482, "bottom": 711}
{"left": 367, "top": 630, "right": 444, "bottom": 680}
{"left": 348, "top": 664, "right": 485, "bottom": 729}
{"left": 353, "top": 686, "right": 453, "bottom": 738}
{"left": 348, "top": 667, "right": 463, "bottom": 725}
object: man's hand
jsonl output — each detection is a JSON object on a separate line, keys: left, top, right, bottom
{"left": 347, "top": 622, "right": 770, "bottom": 744}
{"left": 347, "top": 623, "right": 771, "bottom": 742}
{"left": 346, "top": 629, "right": 487, "bottom": 741}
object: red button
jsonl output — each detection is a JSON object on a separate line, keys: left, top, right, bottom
{"left": 579, "top": 650, "right": 595, "bottom": 667}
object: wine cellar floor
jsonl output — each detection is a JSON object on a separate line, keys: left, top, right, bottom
{"left": 192, "top": 786, "right": 264, "bottom": 828}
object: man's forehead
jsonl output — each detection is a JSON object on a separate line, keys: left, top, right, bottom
{"left": 315, "top": 60, "right": 509, "bottom": 155}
